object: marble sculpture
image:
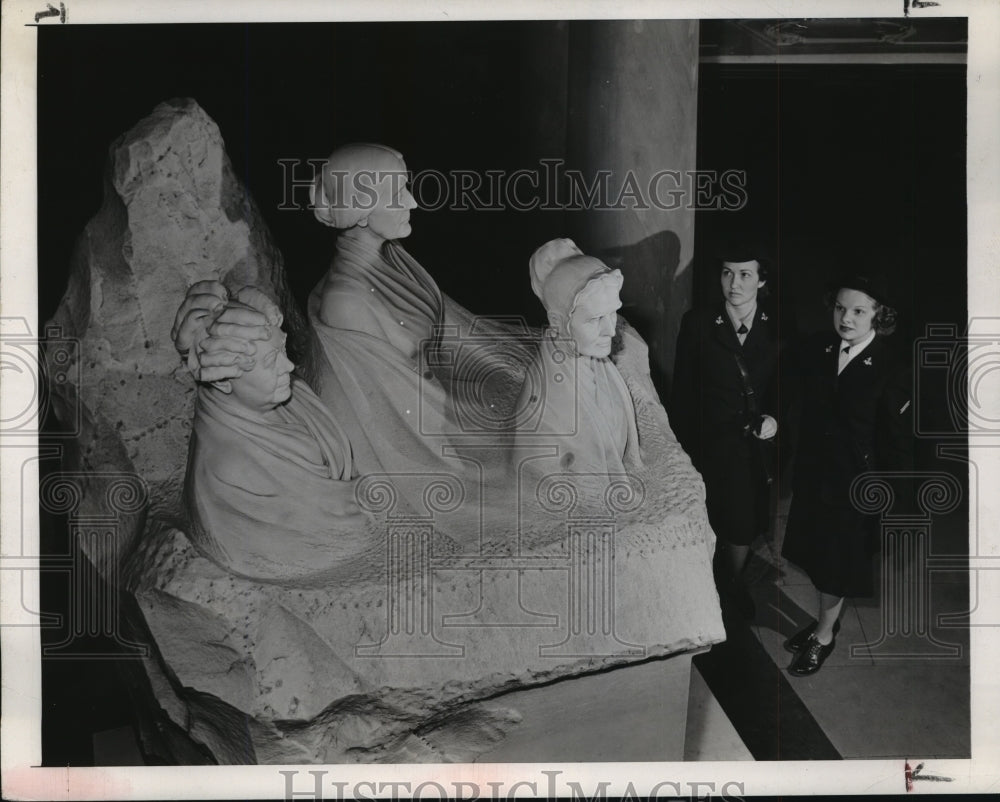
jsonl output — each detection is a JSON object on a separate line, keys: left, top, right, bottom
{"left": 45, "top": 99, "right": 724, "bottom": 764}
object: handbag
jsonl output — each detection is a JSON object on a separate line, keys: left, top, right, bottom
{"left": 733, "top": 350, "right": 775, "bottom": 486}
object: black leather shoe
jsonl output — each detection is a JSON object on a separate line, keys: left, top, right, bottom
{"left": 789, "top": 634, "right": 836, "bottom": 676}
{"left": 783, "top": 620, "right": 840, "bottom": 653}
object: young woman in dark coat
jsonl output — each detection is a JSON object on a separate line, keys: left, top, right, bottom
{"left": 782, "top": 274, "right": 912, "bottom": 676}
{"left": 670, "top": 250, "right": 780, "bottom": 616}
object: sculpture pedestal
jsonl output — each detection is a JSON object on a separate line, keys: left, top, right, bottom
{"left": 476, "top": 652, "right": 699, "bottom": 762}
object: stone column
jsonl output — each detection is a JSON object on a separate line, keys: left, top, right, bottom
{"left": 565, "top": 20, "right": 700, "bottom": 397}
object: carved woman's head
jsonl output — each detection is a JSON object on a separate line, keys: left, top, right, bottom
{"left": 311, "top": 143, "right": 418, "bottom": 240}
{"left": 529, "top": 238, "right": 624, "bottom": 359}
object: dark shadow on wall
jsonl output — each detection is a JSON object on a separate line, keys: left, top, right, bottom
{"left": 597, "top": 229, "right": 685, "bottom": 401}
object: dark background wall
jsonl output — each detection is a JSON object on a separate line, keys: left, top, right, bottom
{"left": 38, "top": 23, "right": 967, "bottom": 383}
{"left": 38, "top": 22, "right": 574, "bottom": 330}
{"left": 694, "top": 61, "right": 967, "bottom": 351}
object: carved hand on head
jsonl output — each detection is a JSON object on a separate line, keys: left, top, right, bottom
{"left": 311, "top": 143, "right": 417, "bottom": 241}
{"left": 172, "top": 283, "right": 282, "bottom": 382}
{"left": 171, "top": 279, "right": 227, "bottom": 354}
{"left": 196, "top": 293, "right": 294, "bottom": 414}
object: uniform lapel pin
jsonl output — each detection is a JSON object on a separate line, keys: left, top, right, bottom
{"left": 760, "top": 312, "right": 768, "bottom": 321}
{"left": 825, "top": 344, "right": 833, "bottom": 354}
{"left": 864, "top": 356, "right": 873, "bottom": 366}
{"left": 715, "top": 316, "right": 724, "bottom": 325}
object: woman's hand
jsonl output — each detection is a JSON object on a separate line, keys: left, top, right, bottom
{"left": 755, "top": 414, "right": 778, "bottom": 440}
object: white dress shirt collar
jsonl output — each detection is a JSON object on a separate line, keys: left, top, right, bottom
{"left": 725, "top": 301, "right": 757, "bottom": 344}
{"left": 837, "top": 329, "right": 876, "bottom": 374}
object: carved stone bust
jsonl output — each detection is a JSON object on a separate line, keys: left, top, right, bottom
{"left": 516, "top": 238, "right": 641, "bottom": 486}
{"left": 183, "top": 293, "right": 370, "bottom": 583}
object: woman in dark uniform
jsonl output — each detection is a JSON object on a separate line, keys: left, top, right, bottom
{"left": 670, "top": 248, "right": 779, "bottom": 617}
{"left": 782, "top": 274, "right": 911, "bottom": 676}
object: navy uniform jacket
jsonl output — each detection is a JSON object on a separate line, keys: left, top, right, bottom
{"left": 782, "top": 330, "right": 913, "bottom": 596}
{"left": 670, "top": 302, "right": 780, "bottom": 544}
{"left": 789, "top": 331, "right": 911, "bottom": 504}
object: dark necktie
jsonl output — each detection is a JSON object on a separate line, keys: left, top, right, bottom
{"left": 737, "top": 324, "right": 748, "bottom": 335}
{"left": 838, "top": 344, "right": 851, "bottom": 374}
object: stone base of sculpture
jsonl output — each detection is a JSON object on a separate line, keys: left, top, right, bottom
{"left": 123, "top": 492, "right": 716, "bottom": 763}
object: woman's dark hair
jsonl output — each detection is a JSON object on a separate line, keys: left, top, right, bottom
{"left": 720, "top": 255, "right": 772, "bottom": 300}
{"left": 872, "top": 301, "right": 898, "bottom": 335}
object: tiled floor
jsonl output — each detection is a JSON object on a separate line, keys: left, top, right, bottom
{"left": 684, "top": 662, "right": 753, "bottom": 760}
{"left": 686, "top": 488, "right": 971, "bottom": 761}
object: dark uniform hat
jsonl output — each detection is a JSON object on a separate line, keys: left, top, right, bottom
{"left": 833, "top": 273, "right": 892, "bottom": 307}
{"left": 716, "top": 238, "right": 775, "bottom": 280}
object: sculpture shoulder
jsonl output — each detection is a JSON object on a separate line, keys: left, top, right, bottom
{"left": 317, "top": 273, "right": 385, "bottom": 336}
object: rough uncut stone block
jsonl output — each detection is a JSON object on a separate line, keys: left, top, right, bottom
{"left": 47, "top": 97, "right": 308, "bottom": 533}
